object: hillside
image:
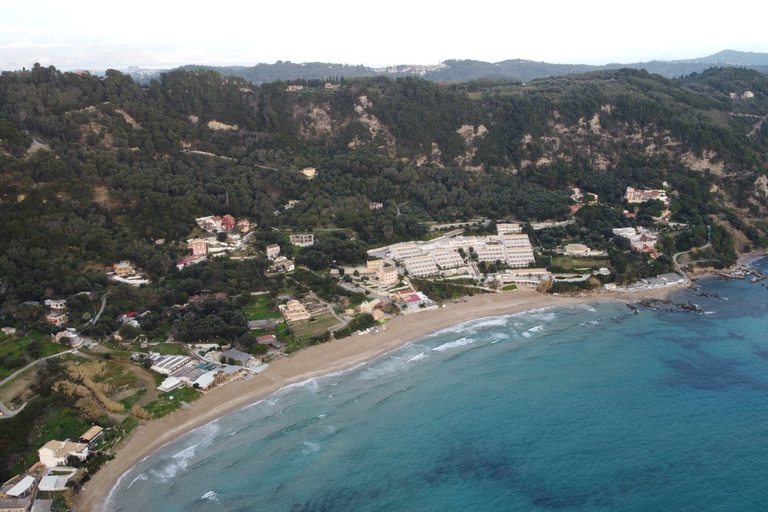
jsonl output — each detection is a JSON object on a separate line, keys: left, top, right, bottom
{"left": 0, "top": 64, "right": 767, "bottom": 302}
{"left": 155, "top": 50, "right": 768, "bottom": 85}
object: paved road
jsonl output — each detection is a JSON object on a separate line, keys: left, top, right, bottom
{"left": 89, "top": 292, "right": 110, "bottom": 325}
{"left": 673, "top": 225, "right": 712, "bottom": 282}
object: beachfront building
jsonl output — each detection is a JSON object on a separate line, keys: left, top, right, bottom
{"left": 38, "top": 440, "right": 89, "bottom": 468}
{"left": 147, "top": 353, "right": 192, "bottom": 375}
{"left": 1, "top": 474, "right": 36, "bottom": 501}
{"left": 220, "top": 348, "right": 254, "bottom": 366}
{"left": 290, "top": 234, "right": 314, "bottom": 247}
{"left": 493, "top": 268, "right": 552, "bottom": 288}
{"left": 79, "top": 426, "right": 104, "bottom": 445}
{"left": 378, "top": 265, "right": 400, "bottom": 286}
{"left": 391, "top": 290, "right": 437, "bottom": 314}
{"left": 404, "top": 255, "right": 439, "bottom": 277}
{"left": 278, "top": 300, "right": 311, "bottom": 322}
{"left": 157, "top": 377, "right": 184, "bottom": 393}
{"left": 506, "top": 246, "right": 536, "bottom": 267}
{"left": 256, "top": 334, "right": 287, "bottom": 350}
{"left": 431, "top": 249, "right": 465, "bottom": 269}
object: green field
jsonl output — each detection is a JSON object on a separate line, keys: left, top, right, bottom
{"left": 241, "top": 295, "right": 282, "bottom": 321}
{"left": 289, "top": 312, "right": 341, "bottom": 339}
{"left": 0, "top": 335, "right": 68, "bottom": 379}
{"left": 144, "top": 386, "right": 201, "bottom": 418}
{"left": 149, "top": 343, "right": 189, "bottom": 356}
{"left": 551, "top": 256, "right": 610, "bottom": 271}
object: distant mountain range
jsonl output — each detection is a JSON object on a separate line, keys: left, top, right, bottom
{"left": 104, "top": 50, "right": 768, "bottom": 85}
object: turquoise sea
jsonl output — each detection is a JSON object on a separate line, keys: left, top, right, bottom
{"left": 108, "top": 260, "right": 768, "bottom": 511}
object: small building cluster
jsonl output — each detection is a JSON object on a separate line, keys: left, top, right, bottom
{"left": 625, "top": 187, "right": 671, "bottom": 206}
{"left": 44, "top": 299, "right": 67, "bottom": 326}
{"left": 612, "top": 227, "right": 659, "bottom": 253}
{"left": 195, "top": 215, "right": 251, "bottom": 234}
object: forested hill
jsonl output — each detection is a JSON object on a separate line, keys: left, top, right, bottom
{"left": 170, "top": 50, "right": 768, "bottom": 85}
{"left": 1, "top": 64, "right": 768, "bottom": 300}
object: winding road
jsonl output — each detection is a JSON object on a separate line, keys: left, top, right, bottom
{"left": 0, "top": 348, "right": 79, "bottom": 419}
{"left": 673, "top": 225, "right": 712, "bottom": 283}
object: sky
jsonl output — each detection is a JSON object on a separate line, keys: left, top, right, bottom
{"left": 2, "top": 0, "right": 768, "bottom": 71}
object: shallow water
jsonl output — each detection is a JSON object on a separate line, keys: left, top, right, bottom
{"left": 109, "top": 261, "right": 768, "bottom": 511}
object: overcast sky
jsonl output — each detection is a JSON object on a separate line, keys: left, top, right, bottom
{"left": 2, "top": 0, "right": 767, "bottom": 71}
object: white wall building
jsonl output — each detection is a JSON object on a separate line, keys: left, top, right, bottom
{"left": 404, "top": 255, "right": 439, "bottom": 277}
{"left": 39, "top": 440, "right": 89, "bottom": 468}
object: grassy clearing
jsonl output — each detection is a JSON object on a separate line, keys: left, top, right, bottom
{"left": 150, "top": 343, "right": 188, "bottom": 356}
{"left": 289, "top": 312, "right": 341, "bottom": 339}
{"left": 551, "top": 256, "right": 610, "bottom": 270}
{"left": 241, "top": 295, "right": 282, "bottom": 321}
{"left": 502, "top": 284, "right": 518, "bottom": 291}
{"left": 144, "top": 386, "right": 201, "bottom": 418}
{"left": 119, "top": 388, "right": 147, "bottom": 409}
{"left": 34, "top": 406, "right": 92, "bottom": 448}
{"left": 0, "top": 336, "right": 68, "bottom": 379}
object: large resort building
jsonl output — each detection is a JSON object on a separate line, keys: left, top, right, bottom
{"left": 381, "top": 225, "right": 536, "bottom": 276}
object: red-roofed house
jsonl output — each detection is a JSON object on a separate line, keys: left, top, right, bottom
{"left": 222, "top": 215, "right": 236, "bottom": 231}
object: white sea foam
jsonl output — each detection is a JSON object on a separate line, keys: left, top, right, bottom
{"left": 126, "top": 473, "right": 147, "bottom": 490}
{"left": 529, "top": 312, "right": 556, "bottom": 322}
{"left": 432, "top": 337, "right": 475, "bottom": 352}
{"left": 201, "top": 491, "right": 221, "bottom": 504}
{"left": 704, "top": 311, "right": 716, "bottom": 315}
{"left": 302, "top": 441, "right": 320, "bottom": 455}
{"left": 528, "top": 325, "right": 544, "bottom": 332}
{"left": 148, "top": 422, "right": 220, "bottom": 482}
{"left": 407, "top": 352, "right": 427, "bottom": 363}
{"left": 318, "top": 414, "right": 326, "bottom": 419}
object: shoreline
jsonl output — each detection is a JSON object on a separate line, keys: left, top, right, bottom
{"left": 77, "top": 287, "right": 674, "bottom": 512}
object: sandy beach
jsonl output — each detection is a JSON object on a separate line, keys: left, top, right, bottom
{"left": 77, "top": 288, "right": 673, "bottom": 512}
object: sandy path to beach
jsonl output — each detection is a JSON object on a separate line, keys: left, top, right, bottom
{"left": 79, "top": 289, "right": 638, "bottom": 512}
